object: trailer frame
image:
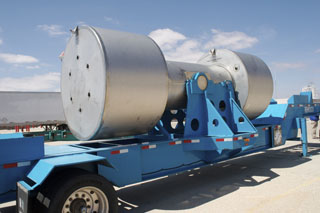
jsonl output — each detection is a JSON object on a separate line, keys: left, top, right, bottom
{"left": 0, "top": 73, "right": 319, "bottom": 212}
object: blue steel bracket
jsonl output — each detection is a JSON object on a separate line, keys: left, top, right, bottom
{"left": 184, "top": 73, "right": 257, "bottom": 138}
{"left": 144, "top": 120, "right": 174, "bottom": 140}
{"left": 296, "top": 117, "right": 310, "bottom": 157}
{"left": 182, "top": 73, "right": 258, "bottom": 155}
{"left": 157, "top": 109, "right": 186, "bottom": 137}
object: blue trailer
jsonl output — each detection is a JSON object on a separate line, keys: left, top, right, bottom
{"left": 0, "top": 74, "right": 319, "bottom": 213}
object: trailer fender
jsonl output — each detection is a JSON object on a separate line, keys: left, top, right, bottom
{"left": 25, "top": 153, "right": 111, "bottom": 190}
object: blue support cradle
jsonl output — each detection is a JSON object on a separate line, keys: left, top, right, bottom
{"left": 184, "top": 73, "right": 257, "bottom": 138}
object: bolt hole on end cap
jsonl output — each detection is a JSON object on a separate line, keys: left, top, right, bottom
{"left": 61, "top": 26, "right": 169, "bottom": 140}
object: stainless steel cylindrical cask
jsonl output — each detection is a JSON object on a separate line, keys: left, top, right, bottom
{"left": 61, "top": 26, "right": 273, "bottom": 140}
{"left": 61, "top": 26, "right": 169, "bottom": 140}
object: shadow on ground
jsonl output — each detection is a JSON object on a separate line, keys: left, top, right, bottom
{"left": 117, "top": 142, "right": 320, "bottom": 212}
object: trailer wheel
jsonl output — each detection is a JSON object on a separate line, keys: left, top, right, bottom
{"left": 45, "top": 172, "right": 118, "bottom": 213}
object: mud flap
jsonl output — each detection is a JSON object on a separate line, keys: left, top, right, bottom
{"left": 17, "top": 182, "right": 32, "bottom": 213}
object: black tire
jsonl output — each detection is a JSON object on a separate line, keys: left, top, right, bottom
{"left": 42, "top": 170, "right": 118, "bottom": 213}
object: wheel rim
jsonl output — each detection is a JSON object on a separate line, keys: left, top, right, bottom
{"left": 62, "top": 186, "right": 109, "bottom": 213}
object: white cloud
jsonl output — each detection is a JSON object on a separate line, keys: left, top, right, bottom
{"left": 167, "top": 40, "right": 204, "bottom": 62}
{"left": 104, "top": 17, "right": 120, "bottom": 25}
{"left": 205, "top": 29, "right": 258, "bottom": 50}
{"left": 26, "top": 65, "right": 40, "bottom": 69}
{"left": 272, "top": 62, "right": 305, "bottom": 70}
{"left": 315, "top": 49, "right": 320, "bottom": 54}
{"left": 149, "top": 29, "right": 203, "bottom": 62}
{"left": 148, "top": 28, "right": 186, "bottom": 51}
{"left": 0, "top": 53, "right": 39, "bottom": 64}
{"left": 149, "top": 28, "right": 258, "bottom": 63}
{"left": 37, "top": 24, "right": 67, "bottom": 36}
{"left": 0, "top": 72, "right": 60, "bottom": 91}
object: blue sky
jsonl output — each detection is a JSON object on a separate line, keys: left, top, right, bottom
{"left": 0, "top": 0, "right": 319, "bottom": 98}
